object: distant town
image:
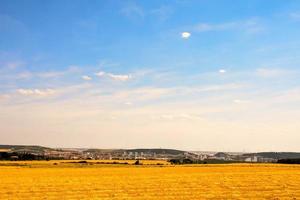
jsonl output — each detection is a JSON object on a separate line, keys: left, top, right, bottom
{"left": 1, "top": 145, "right": 300, "bottom": 164}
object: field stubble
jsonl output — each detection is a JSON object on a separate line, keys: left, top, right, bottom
{"left": 0, "top": 161, "right": 300, "bottom": 199}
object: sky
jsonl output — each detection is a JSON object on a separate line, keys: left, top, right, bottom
{"left": 1, "top": 0, "right": 300, "bottom": 151}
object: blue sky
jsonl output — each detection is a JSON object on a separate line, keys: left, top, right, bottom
{"left": 1, "top": 0, "right": 300, "bottom": 151}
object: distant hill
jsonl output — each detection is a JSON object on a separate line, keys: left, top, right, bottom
{"left": 83, "top": 148, "right": 185, "bottom": 155}
{"left": 124, "top": 149, "right": 185, "bottom": 155}
{"left": 214, "top": 152, "right": 230, "bottom": 157}
{"left": 2, "top": 145, "right": 300, "bottom": 159}
{"left": 0, "top": 145, "right": 185, "bottom": 155}
{"left": 243, "top": 152, "right": 300, "bottom": 159}
{"left": 83, "top": 149, "right": 124, "bottom": 153}
{"left": 0, "top": 145, "right": 52, "bottom": 153}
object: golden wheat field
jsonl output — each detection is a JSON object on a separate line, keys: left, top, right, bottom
{"left": 1, "top": 161, "right": 300, "bottom": 200}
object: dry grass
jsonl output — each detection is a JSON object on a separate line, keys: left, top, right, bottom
{"left": 0, "top": 161, "right": 300, "bottom": 199}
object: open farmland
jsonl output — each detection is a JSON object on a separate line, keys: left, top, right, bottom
{"left": 1, "top": 161, "right": 300, "bottom": 199}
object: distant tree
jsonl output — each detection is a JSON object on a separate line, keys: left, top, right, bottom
{"left": 134, "top": 160, "right": 141, "bottom": 165}
{"left": 169, "top": 159, "right": 194, "bottom": 164}
{"left": 77, "top": 160, "right": 88, "bottom": 164}
{"left": 169, "top": 159, "right": 179, "bottom": 164}
{"left": 278, "top": 158, "right": 300, "bottom": 164}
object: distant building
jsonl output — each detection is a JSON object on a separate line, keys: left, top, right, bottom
{"left": 245, "top": 156, "right": 258, "bottom": 162}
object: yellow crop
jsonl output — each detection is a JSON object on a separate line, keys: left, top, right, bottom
{"left": 0, "top": 161, "right": 300, "bottom": 199}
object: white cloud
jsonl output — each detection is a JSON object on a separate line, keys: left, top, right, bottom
{"left": 3, "top": 65, "right": 300, "bottom": 151}
{"left": 82, "top": 75, "right": 92, "bottom": 81}
{"left": 181, "top": 32, "right": 191, "bottom": 39}
{"left": 95, "top": 71, "right": 131, "bottom": 81}
{"left": 16, "top": 88, "right": 55, "bottom": 97}
{"left": 219, "top": 69, "right": 226, "bottom": 74}
{"left": 95, "top": 71, "right": 105, "bottom": 77}
{"left": 108, "top": 73, "right": 131, "bottom": 81}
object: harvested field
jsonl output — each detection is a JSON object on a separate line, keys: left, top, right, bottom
{"left": 0, "top": 162, "right": 300, "bottom": 199}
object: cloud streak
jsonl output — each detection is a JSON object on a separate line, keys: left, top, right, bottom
{"left": 2, "top": 61, "right": 25, "bottom": 69}
{"left": 107, "top": 73, "right": 131, "bottom": 81}
{"left": 186, "top": 18, "right": 264, "bottom": 35}
{"left": 95, "top": 71, "right": 131, "bottom": 81}
{"left": 256, "top": 68, "right": 291, "bottom": 78}
{"left": 16, "top": 88, "right": 55, "bottom": 97}
{"left": 82, "top": 75, "right": 92, "bottom": 81}
{"left": 121, "top": 2, "right": 144, "bottom": 18}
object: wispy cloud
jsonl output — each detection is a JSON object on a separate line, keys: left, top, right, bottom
{"left": 37, "top": 71, "right": 66, "bottom": 78}
{"left": 95, "top": 71, "right": 105, "bottom": 77}
{"left": 0, "top": 14, "right": 28, "bottom": 36}
{"left": 16, "top": 88, "right": 55, "bottom": 97}
{"left": 190, "top": 83, "right": 243, "bottom": 93}
{"left": 256, "top": 68, "right": 291, "bottom": 78}
{"left": 272, "top": 87, "right": 300, "bottom": 103}
{"left": 7, "top": 66, "right": 81, "bottom": 81}
{"left": 194, "top": 22, "right": 237, "bottom": 32}
{"left": 0, "top": 94, "right": 10, "bottom": 101}
{"left": 2, "top": 61, "right": 25, "bottom": 69}
{"left": 289, "top": 12, "right": 300, "bottom": 21}
{"left": 95, "top": 71, "right": 131, "bottom": 81}
{"left": 121, "top": 2, "right": 144, "bottom": 18}
{"left": 233, "top": 99, "right": 250, "bottom": 104}
{"left": 124, "top": 102, "right": 133, "bottom": 106}
{"left": 37, "top": 66, "right": 81, "bottom": 78}
{"left": 109, "top": 83, "right": 245, "bottom": 104}
{"left": 187, "top": 18, "right": 264, "bottom": 35}
{"left": 150, "top": 113, "right": 202, "bottom": 121}
{"left": 82, "top": 75, "right": 92, "bottom": 81}
{"left": 97, "top": 60, "right": 120, "bottom": 68}
{"left": 114, "top": 87, "right": 172, "bottom": 102}
{"left": 16, "top": 71, "right": 32, "bottom": 79}
{"left": 150, "top": 5, "right": 174, "bottom": 21}
{"left": 121, "top": 3, "right": 174, "bottom": 21}
{"left": 107, "top": 73, "right": 131, "bottom": 81}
